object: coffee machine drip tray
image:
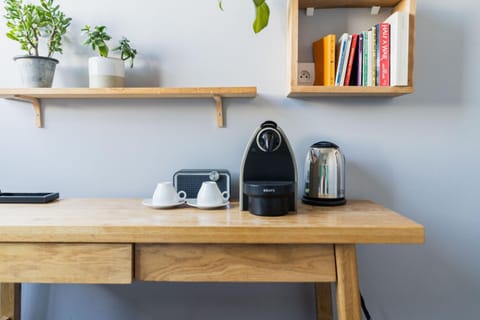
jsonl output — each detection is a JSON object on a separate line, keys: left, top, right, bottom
{"left": 244, "top": 181, "right": 294, "bottom": 216}
{"left": 302, "top": 195, "right": 346, "bottom": 206}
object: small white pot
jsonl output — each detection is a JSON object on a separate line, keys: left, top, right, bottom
{"left": 88, "top": 57, "right": 125, "bottom": 88}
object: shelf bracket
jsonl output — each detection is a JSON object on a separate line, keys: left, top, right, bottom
{"left": 213, "top": 95, "right": 224, "bottom": 128}
{"left": 7, "top": 95, "right": 42, "bottom": 128}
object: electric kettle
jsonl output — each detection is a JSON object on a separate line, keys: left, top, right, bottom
{"left": 302, "top": 141, "right": 346, "bottom": 206}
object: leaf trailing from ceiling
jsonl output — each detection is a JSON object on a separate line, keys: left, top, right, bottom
{"left": 217, "top": 0, "right": 270, "bottom": 33}
{"left": 252, "top": 0, "right": 270, "bottom": 33}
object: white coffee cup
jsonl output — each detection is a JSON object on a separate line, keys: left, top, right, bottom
{"left": 152, "top": 182, "right": 186, "bottom": 205}
{"left": 196, "top": 181, "right": 229, "bottom": 206}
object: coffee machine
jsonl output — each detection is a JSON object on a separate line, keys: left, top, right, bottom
{"left": 240, "top": 121, "right": 297, "bottom": 216}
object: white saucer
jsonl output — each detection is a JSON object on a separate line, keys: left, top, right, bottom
{"left": 186, "top": 200, "right": 229, "bottom": 209}
{"left": 142, "top": 199, "right": 185, "bottom": 209}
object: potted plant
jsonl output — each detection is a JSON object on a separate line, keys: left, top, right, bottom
{"left": 218, "top": 0, "right": 270, "bottom": 33}
{"left": 81, "top": 25, "right": 137, "bottom": 88}
{"left": 3, "top": 0, "right": 71, "bottom": 87}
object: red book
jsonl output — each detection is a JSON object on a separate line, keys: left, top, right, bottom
{"left": 377, "top": 22, "right": 390, "bottom": 86}
{"left": 344, "top": 34, "right": 358, "bottom": 86}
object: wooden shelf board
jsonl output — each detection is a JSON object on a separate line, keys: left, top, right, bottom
{"left": 0, "top": 87, "right": 257, "bottom": 99}
{"left": 0, "top": 87, "right": 257, "bottom": 128}
{"left": 288, "top": 85, "right": 413, "bottom": 97}
{"left": 299, "top": 0, "right": 402, "bottom": 9}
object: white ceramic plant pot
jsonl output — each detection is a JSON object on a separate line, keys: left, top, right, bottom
{"left": 88, "top": 57, "right": 125, "bottom": 88}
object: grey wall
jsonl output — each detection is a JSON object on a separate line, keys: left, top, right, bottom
{"left": 1, "top": 0, "right": 479, "bottom": 319}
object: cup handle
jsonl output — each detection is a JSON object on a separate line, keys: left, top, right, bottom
{"left": 178, "top": 190, "right": 187, "bottom": 201}
{"left": 221, "top": 191, "right": 229, "bottom": 201}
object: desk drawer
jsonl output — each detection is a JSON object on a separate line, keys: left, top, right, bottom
{"left": 0, "top": 243, "right": 132, "bottom": 284}
{"left": 136, "top": 244, "right": 336, "bottom": 282}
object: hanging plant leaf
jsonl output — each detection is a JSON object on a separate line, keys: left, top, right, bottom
{"left": 217, "top": 0, "right": 270, "bottom": 33}
{"left": 253, "top": 0, "right": 270, "bottom": 33}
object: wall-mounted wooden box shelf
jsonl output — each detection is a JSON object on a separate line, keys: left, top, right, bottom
{"left": 288, "top": 0, "right": 416, "bottom": 97}
{"left": 0, "top": 87, "right": 257, "bottom": 128}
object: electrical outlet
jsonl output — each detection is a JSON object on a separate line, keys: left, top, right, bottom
{"left": 297, "top": 63, "right": 315, "bottom": 85}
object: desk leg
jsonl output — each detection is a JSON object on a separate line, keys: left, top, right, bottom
{"left": 0, "top": 283, "right": 21, "bottom": 320}
{"left": 335, "top": 245, "right": 361, "bottom": 320}
{"left": 315, "top": 283, "right": 333, "bottom": 320}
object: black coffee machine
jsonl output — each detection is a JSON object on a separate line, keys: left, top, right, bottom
{"left": 240, "top": 121, "right": 297, "bottom": 216}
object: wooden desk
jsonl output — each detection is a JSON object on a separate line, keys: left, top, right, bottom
{"left": 0, "top": 199, "right": 424, "bottom": 320}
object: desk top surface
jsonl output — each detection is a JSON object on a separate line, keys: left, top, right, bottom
{"left": 0, "top": 199, "right": 424, "bottom": 244}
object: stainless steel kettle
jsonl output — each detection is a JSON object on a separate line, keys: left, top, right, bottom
{"left": 302, "top": 141, "right": 346, "bottom": 206}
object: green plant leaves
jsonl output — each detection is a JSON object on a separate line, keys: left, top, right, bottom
{"left": 217, "top": 0, "right": 270, "bottom": 34}
{"left": 113, "top": 37, "right": 137, "bottom": 68}
{"left": 253, "top": 0, "right": 269, "bottom": 33}
{"left": 82, "top": 26, "right": 137, "bottom": 66}
{"left": 81, "top": 24, "right": 112, "bottom": 58}
{"left": 3, "top": 0, "right": 71, "bottom": 57}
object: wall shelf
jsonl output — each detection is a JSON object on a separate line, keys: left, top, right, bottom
{"left": 288, "top": 0, "right": 416, "bottom": 97}
{"left": 0, "top": 87, "right": 257, "bottom": 128}
{"left": 289, "top": 85, "right": 413, "bottom": 97}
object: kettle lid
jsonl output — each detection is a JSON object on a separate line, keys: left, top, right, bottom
{"left": 311, "top": 141, "right": 339, "bottom": 149}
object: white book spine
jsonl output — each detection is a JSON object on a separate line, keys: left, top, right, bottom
{"left": 335, "top": 33, "right": 348, "bottom": 86}
{"left": 385, "top": 11, "right": 409, "bottom": 86}
{"left": 367, "top": 30, "right": 373, "bottom": 86}
{"left": 340, "top": 35, "right": 352, "bottom": 86}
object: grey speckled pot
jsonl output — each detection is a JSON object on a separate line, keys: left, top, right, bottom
{"left": 14, "top": 56, "right": 59, "bottom": 88}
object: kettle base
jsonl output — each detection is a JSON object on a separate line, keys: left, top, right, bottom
{"left": 302, "top": 196, "right": 346, "bottom": 206}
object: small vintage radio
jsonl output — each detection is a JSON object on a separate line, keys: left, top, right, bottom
{"left": 173, "top": 169, "right": 231, "bottom": 200}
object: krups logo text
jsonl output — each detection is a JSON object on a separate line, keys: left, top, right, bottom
{"left": 263, "top": 188, "right": 276, "bottom": 193}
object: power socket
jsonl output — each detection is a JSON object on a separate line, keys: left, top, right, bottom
{"left": 297, "top": 63, "right": 315, "bottom": 85}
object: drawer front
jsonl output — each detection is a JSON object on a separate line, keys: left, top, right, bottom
{"left": 0, "top": 243, "right": 132, "bottom": 284}
{"left": 136, "top": 244, "right": 336, "bottom": 282}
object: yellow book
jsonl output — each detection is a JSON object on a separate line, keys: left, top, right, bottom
{"left": 312, "top": 34, "right": 336, "bottom": 86}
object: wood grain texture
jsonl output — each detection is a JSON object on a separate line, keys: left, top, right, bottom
{"left": 0, "top": 243, "right": 132, "bottom": 284}
{"left": 288, "top": 0, "right": 299, "bottom": 87}
{"left": 0, "top": 199, "right": 424, "bottom": 244}
{"left": 0, "top": 87, "right": 257, "bottom": 99}
{"left": 300, "top": 0, "right": 402, "bottom": 9}
{"left": 0, "top": 284, "right": 20, "bottom": 320}
{"left": 288, "top": 85, "right": 414, "bottom": 97}
{"left": 136, "top": 244, "right": 336, "bottom": 282}
{"left": 335, "top": 245, "right": 362, "bottom": 320}
{"left": 315, "top": 283, "right": 333, "bottom": 320}
{"left": 0, "top": 87, "right": 256, "bottom": 129}
{"left": 290, "top": 0, "right": 416, "bottom": 96}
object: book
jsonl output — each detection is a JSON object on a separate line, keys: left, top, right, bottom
{"left": 312, "top": 34, "right": 336, "bottom": 86}
{"left": 340, "top": 34, "right": 352, "bottom": 85}
{"left": 335, "top": 33, "right": 350, "bottom": 86}
{"left": 353, "top": 33, "right": 363, "bottom": 86}
{"left": 377, "top": 22, "right": 390, "bottom": 86}
{"left": 361, "top": 31, "right": 368, "bottom": 86}
{"left": 367, "top": 29, "right": 373, "bottom": 86}
{"left": 344, "top": 33, "right": 358, "bottom": 86}
{"left": 335, "top": 33, "right": 348, "bottom": 86}
{"left": 371, "top": 26, "right": 376, "bottom": 86}
{"left": 384, "top": 11, "right": 409, "bottom": 86}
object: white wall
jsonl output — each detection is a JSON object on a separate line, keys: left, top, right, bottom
{"left": 1, "top": 0, "right": 479, "bottom": 319}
